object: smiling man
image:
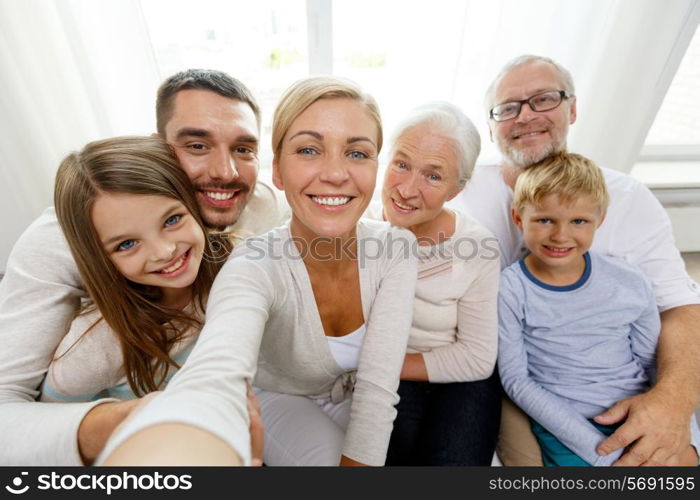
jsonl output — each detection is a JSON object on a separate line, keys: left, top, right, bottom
{"left": 450, "top": 55, "right": 700, "bottom": 466}
{"left": 155, "top": 70, "right": 288, "bottom": 240}
{"left": 0, "top": 69, "right": 288, "bottom": 465}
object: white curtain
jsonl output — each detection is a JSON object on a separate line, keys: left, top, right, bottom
{"left": 0, "top": 0, "right": 160, "bottom": 268}
{"left": 568, "top": 0, "right": 700, "bottom": 171}
{"left": 445, "top": 0, "right": 699, "bottom": 171}
{"left": 0, "top": 0, "right": 697, "bottom": 269}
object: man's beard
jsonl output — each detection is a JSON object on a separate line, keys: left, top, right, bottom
{"left": 497, "top": 125, "right": 568, "bottom": 169}
{"left": 506, "top": 140, "right": 557, "bottom": 169}
{"left": 195, "top": 180, "right": 251, "bottom": 230}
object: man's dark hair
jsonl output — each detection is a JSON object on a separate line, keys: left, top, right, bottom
{"left": 156, "top": 69, "right": 261, "bottom": 136}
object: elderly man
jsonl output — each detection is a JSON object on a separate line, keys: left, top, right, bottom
{"left": 0, "top": 69, "right": 289, "bottom": 465}
{"left": 451, "top": 55, "right": 700, "bottom": 466}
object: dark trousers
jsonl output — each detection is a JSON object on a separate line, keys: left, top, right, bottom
{"left": 386, "top": 371, "right": 501, "bottom": 465}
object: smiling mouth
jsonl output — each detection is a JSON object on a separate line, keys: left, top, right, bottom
{"left": 391, "top": 198, "right": 417, "bottom": 212}
{"left": 511, "top": 127, "right": 549, "bottom": 140}
{"left": 513, "top": 130, "right": 547, "bottom": 140}
{"left": 153, "top": 249, "right": 191, "bottom": 275}
{"left": 310, "top": 195, "right": 353, "bottom": 207}
{"left": 204, "top": 190, "right": 236, "bottom": 200}
{"left": 198, "top": 190, "right": 242, "bottom": 208}
{"left": 542, "top": 245, "right": 574, "bottom": 256}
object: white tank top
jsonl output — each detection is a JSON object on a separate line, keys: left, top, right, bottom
{"left": 327, "top": 324, "right": 366, "bottom": 371}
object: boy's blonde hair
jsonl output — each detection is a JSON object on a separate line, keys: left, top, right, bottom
{"left": 512, "top": 152, "right": 609, "bottom": 214}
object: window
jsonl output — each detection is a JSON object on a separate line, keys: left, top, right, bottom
{"left": 139, "top": 0, "right": 700, "bottom": 189}
{"left": 633, "top": 25, "right": 700, "bottom": 189}
{"left": 644, "top": 26, "right": 700, "bottom": 151}
{"left": 141, "top": 0, "right": 309, "bottom": 172}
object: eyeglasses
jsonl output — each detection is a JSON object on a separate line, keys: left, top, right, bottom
{"left": 489, "top": 90, "right": 571, "bottom": 122}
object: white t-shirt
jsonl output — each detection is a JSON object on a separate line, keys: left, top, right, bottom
{"left": 327, "top": 325, "right": 366, "bottom": 372}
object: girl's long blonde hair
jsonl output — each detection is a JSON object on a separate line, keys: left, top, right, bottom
{"left": 54, "top": 136, "right": 230, "bottom": 395}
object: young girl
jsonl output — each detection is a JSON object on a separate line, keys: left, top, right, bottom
{"left": 41, "top": 136, "right": 230, "bottom": 461}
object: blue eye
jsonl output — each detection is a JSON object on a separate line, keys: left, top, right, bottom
{"left": 396, "top": 161, "right": 408, "bottom": 170}
{"left": 298, "top": 147, "right": 318, "bottom": 155}
{"left": 428, "top": 174, "right": 442, "bottom": 182}
{"left": 165, "top": 214, "right": 182, "bottom": 227}
{"left": 572, "top": 219, "right": 587, "bottom": 225}
{"left": 347, "top": 151, "right": 368, "bottom": 160}
{"left": 537, "top": 218, "right": 552, "bottom": 224}
{"left": 116, "top": 240, "right": 136, "bottom": 252}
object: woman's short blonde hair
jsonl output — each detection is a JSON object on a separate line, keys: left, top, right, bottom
{"left": 271, "top": 76, "right": 382, "bottom": 156}
{"left": 512, "top": 152, "right": 609, "bottom": 215}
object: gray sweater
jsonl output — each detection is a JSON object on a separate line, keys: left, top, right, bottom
{"left": 39, "top": 308, "right": 199, "bottom": 402}
{"left": 100, "top": 220, "right": 418, "bottom": 466}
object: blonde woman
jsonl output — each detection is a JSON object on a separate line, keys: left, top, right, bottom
{"left": 102, "top": 77, "right": 417, "bottom": 466}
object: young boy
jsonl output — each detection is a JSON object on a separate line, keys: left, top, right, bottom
{"left": 497, "top": 152, "right": 699, "bottom": 466}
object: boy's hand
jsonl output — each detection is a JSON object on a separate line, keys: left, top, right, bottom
{"left": 594, "top": 388, "right": 693, "bottom": 466}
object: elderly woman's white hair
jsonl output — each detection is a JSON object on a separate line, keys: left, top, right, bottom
{"left": 390, "top": 102, "right": 480, "bottom": 188}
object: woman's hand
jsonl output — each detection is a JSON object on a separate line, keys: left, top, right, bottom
{"left": 340, "top": 455, "right": 367, "bottom": 466}
{"left": 246, "top": 382, "right": 264, "bottom": 466}
{"left": 78, "top": 399, "right": 141, "bottom": 465}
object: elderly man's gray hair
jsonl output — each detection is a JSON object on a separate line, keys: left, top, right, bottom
{"left": 390, "top": 101, "right": 481, "bottom": 187}
{"left": 484, "top": 55, "right": 576, "bottom": 115}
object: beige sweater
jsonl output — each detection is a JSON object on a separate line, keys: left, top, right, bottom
{"left": 409, "top": 210, "right": 499, "bottom": 382}
{"left": 366, "top": 203, "right": 500, "bottom": 383}
{"left": 39, "top": 308, "right": 199, "bottom": 402}
{"left": 100, "top": 220, "right": 418, "bottom": 466}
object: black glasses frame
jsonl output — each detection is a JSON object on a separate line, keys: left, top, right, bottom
{"left": 489, "top": 90, "right": 570, "bottom": 122}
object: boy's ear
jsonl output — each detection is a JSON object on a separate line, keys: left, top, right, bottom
{"left": 511, "top": 208, "right": 524, "bottom": 230}
{"left": 597, "top": 211, "right": 607, "bottom": 228}
{"left": 272, "top": 157, "right": 284, "bottom": 190}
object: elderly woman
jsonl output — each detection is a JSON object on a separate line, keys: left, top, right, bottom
{"left": 367, "top": 102, "right": 501, "bottom": 465}
{"left": 100, "top": 76, "right": 417, "bottom": 467}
